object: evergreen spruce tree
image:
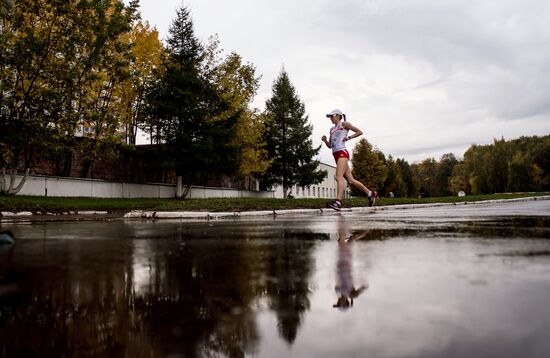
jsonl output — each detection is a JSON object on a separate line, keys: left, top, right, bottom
{"left": 262, "top": 69, "right": 326, "bottom": 197}
{"left": 148, "top": 6, "right": 238, "bottom": 196}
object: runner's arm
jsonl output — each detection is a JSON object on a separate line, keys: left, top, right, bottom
{"left": 322, "top": 134, "right": 332, "bottom": 148}
{"left": 342, "top": 122, "right": 363, "bottom": 141}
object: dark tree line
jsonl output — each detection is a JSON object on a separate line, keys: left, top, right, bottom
{"left": 456, "top": 136, "right": 550, "bottom": 194}
{"left": 353, "top": 135, "right": 550, "bottom": 198}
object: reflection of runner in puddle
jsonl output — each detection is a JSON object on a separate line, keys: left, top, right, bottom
{"left": 334, "top": 217, "right": 368, "bottom": 310}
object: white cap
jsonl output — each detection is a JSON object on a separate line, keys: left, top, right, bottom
{"left": 326, "top": 109, "right": 343, "bottom": 117}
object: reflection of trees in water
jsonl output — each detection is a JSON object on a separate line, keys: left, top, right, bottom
{"left": 261, "top": 232, "right": 325, "bottom": 344}
{"left": 0, "top": 225, "right": 327, "bottom": 357}
{"left": 456, "top": 218, "right": 550, "bottom": 239}
{"left": 132, "top": 236, "right": 262, "bottom": 358}
{"left": 0, "top": 239, "right": 136, "bottom": 357}
{"left": 359, "top": 217, "right": 550, "bottom": 240}
{"left": 0, "top": 236, "right": 264, "bottom": 357}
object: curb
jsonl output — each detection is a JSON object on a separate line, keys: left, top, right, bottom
{"left": 2, "top": 195, "right": 549, "bottom": 222}
{"left": 1, "top": 210, "right": 109, "bottom": 218}
{"left": 118, "top": 195, "right": 550, "bottom": 220}
{"left": 366, "top": 195, "right": 550, "bottom": 212}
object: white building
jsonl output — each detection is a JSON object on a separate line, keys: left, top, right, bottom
{"left": 272, "top": 162, "right": 350, "bottom": 199}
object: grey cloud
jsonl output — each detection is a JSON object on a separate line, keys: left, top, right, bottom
{"left": 135, "top": 0, "right": 550, "bottom": 162}
{"left": 312, "top": 0, "right": 550, "bottom": 122}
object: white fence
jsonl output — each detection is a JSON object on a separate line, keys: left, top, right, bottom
{"left": 10, "top": 161, "right": 339, "bottom": 199}
{"left": 13, "top": 175, "right": 275, "bottom": 199}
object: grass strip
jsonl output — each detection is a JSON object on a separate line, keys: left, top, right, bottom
{"left": 0, "top": 192, "right": 548, "bottom": 214}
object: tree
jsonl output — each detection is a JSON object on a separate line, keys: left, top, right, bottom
{"left": 528, "top": 136, "right": 550, "bottom": 190}
{"left": 73, "top": 0, "right": 140, "bottom": 178}
{"left": 396, "top": 158, "right": 419, "bottom": 197}
{"left": 489, "top": 138, "right": 514, "bottom": 193}
{"left": 261, "top": 69, "right": 326, "bottom": 197}
{"left": 120, "top": 20, "right": 163, "bottom": 146}
{"left": 462, "top": 144, "right": 490, "bottom": 194}
{"left": 350, "top": 138, "right": 387, "bottom": 196}
{"left": 0, "top": 0, "right": 138, "bottom": 193}
{"left": 436, "top": 153, "right": 458, "bottom": 196}
{"left": 415, "top": 158, "right": 438, "bottom": 197}
{"left": 449, "top": 162, "right": 469, "bottom": 195}
{"left": 382, "top": 156, "right": 407, "bottom": 197}
{"left": 203, "top": 38, "right": 271, "bottom": 187}
{"left": 457, "top": 135, "right": 550, "bottom": 194}
{"left": 508, "top": 152, "right": 533, "bottom": 192}
{"left": 0, "top": 0, "right": 12, "bottom": 17}
{"left": 147, "top": 5, "right": 238, "bottom": 197}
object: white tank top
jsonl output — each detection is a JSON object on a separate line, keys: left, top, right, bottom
{"left": 330, "top": 123, "right": 349, "bottom": 153}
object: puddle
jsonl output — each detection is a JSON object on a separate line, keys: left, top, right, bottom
{"left": 1, "top": 201, "right": 550, "bottom": 357}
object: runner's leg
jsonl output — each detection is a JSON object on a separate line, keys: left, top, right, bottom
{"left": 336, "top": 157, "right": 348, "bottom": 201}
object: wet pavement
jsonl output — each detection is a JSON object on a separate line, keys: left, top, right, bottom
{"left": 1, "top": 200, "right": 549, "bottom": 357}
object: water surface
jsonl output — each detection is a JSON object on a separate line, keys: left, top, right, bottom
{"left": 1, "top": 200, "right": 550, "bottom": 357}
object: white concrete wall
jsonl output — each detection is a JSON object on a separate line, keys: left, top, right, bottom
{"left": 11, "top": 160, "right": 342, "bottom": 199}
{"left": 13, "top": 175, "right": 275, "bottom": 199}
{"left": 188, "top": 186, "right": 274, "bottom": 199}
{"left": 272, "top": 162, "right": 350, "bottom": 199}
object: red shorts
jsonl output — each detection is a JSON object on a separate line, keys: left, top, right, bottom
{"left": 333, "top": 150, "right": 350, "bottom": 162}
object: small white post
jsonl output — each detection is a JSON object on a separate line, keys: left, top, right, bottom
{"left": 176, "top": 175, "right": 183, "bottom": 198}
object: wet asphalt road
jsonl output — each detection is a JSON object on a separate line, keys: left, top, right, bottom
{"left": 1, "top": 199, "right": 549, "bottom": 357}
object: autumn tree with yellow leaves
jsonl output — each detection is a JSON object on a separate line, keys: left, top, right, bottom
{"left": 204, "top": 37, "right": 271, "bottom": 188}
{"left": 0, "top": 0, "right": 139, "bottom": 192}
{"left": 350, "top": 138, "right": 388, "bottom": 197}
{"left": 0, "top": 1, "right": 283, "bottom": 195}
{"left": 120, "top": 20, "right": 163, "bottom": 145}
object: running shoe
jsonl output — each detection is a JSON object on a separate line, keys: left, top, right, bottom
{"left": 327, "top": 199, "right": 342, "bottom": 211}
{"left": 368, "top": 191, "right": 378, "bottom": 207}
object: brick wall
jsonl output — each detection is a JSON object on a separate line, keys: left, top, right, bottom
{"left": 26, "top": 142, "right": 254, "bottom": 189}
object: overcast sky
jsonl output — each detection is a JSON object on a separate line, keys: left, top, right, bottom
{"left": 133, "top": 0, "right": 550, "bottom": 164}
